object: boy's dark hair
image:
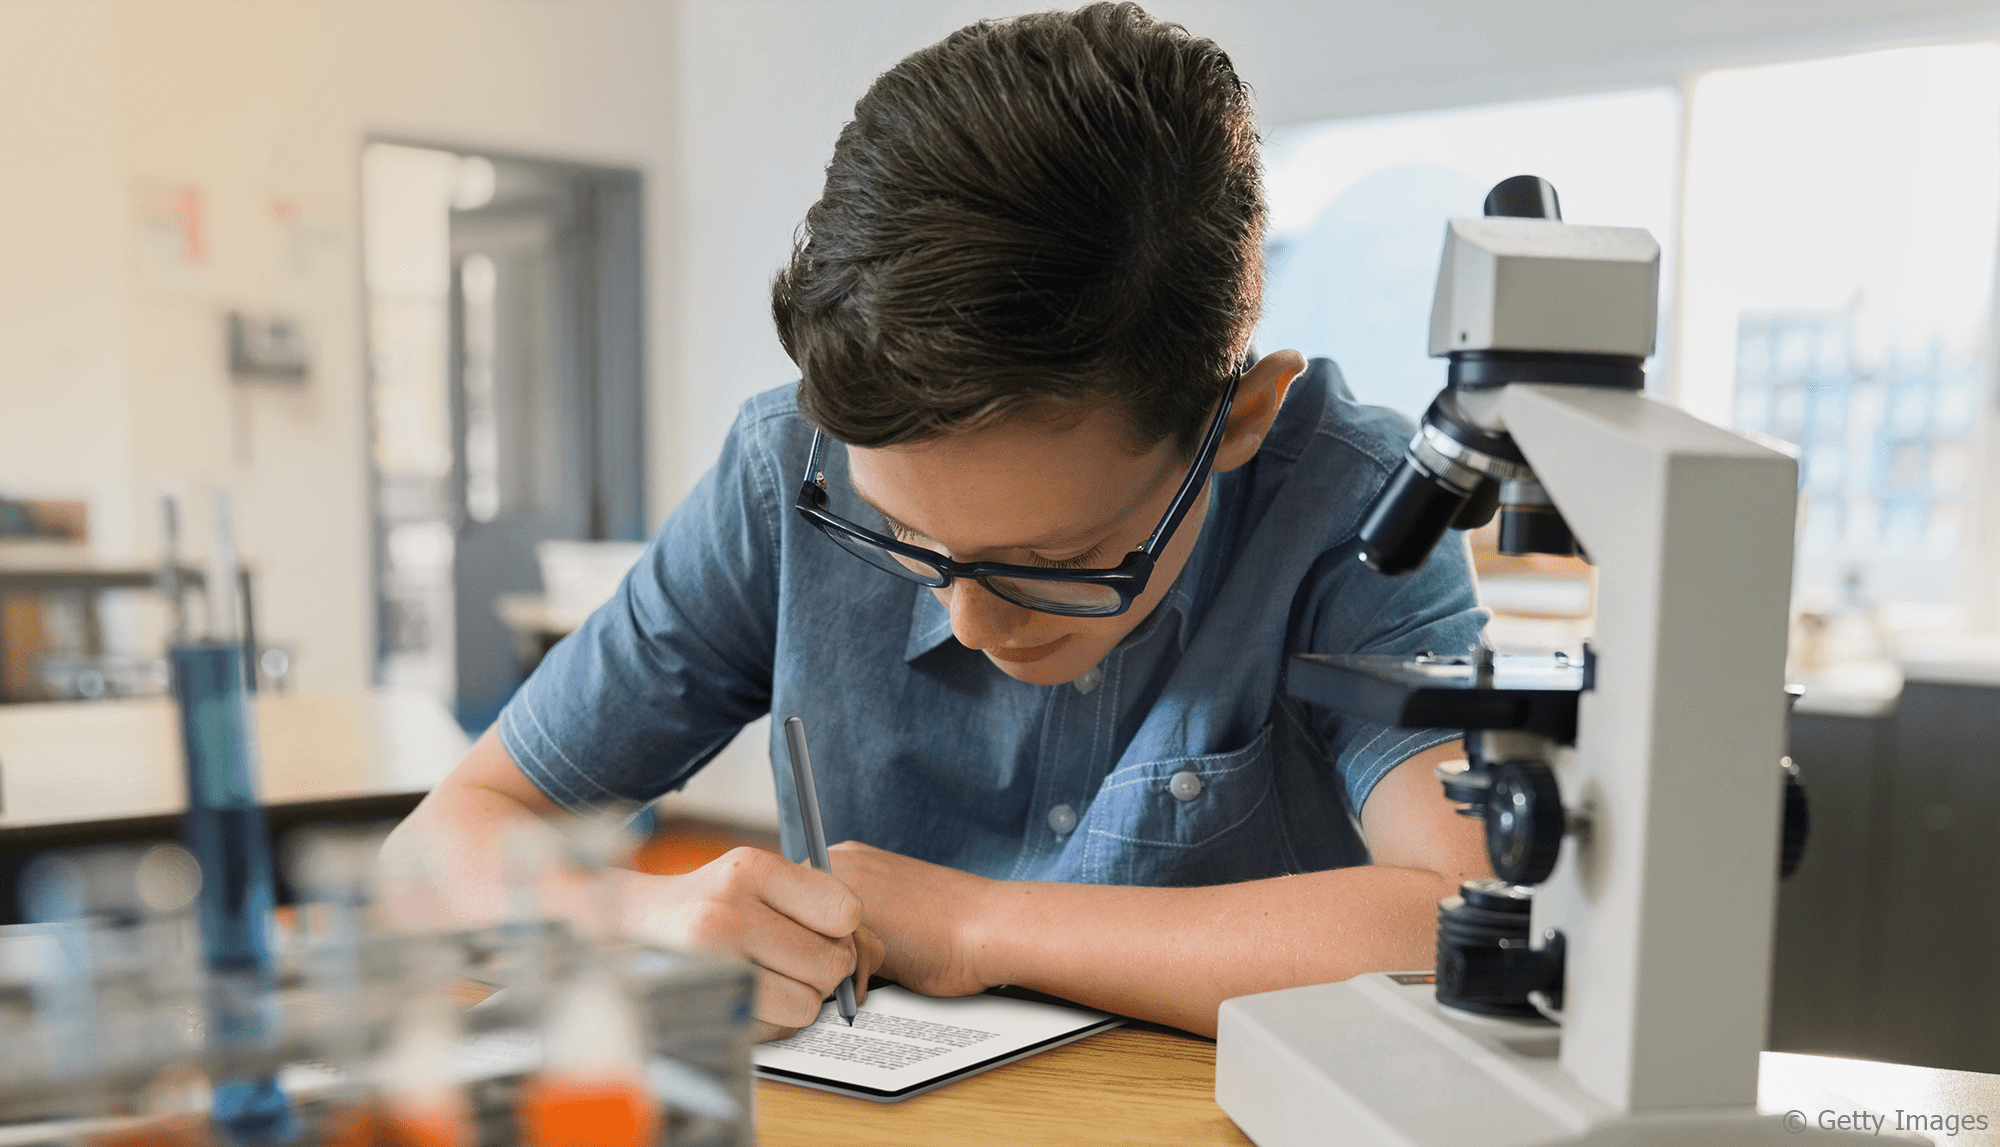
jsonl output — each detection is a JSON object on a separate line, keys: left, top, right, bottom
{"left": 772, "top": 1, "right": 1263, "bottom": 455}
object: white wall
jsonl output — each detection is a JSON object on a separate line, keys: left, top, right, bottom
{"left": 0, "top": 0, "right": 682, "bottom": 696}
{"left": 0, "top": 4, "right": 138, "bottom": 557}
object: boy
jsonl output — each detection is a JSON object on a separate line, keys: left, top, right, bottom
{"left": 390, "top": 2, "right": 1490, "bottom": 1039}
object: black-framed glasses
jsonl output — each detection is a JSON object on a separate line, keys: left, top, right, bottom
{"left": 795, "top": 369, "right": 1240, "bottom": 617}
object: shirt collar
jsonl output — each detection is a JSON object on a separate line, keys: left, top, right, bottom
{"left": 905, "top": 589, "right": 955, "bottom": 662}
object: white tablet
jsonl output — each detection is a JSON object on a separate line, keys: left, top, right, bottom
{"left": 753, "top": 984, "right": 1122, "bottom": 1102}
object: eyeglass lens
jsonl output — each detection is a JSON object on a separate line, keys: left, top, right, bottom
{"left": 982, "top": 576, "right": 1121, "bottom": 613}
{"left": 826, "top": 528, "right": 1123, "bottom": 614}
{"left": 824, "top": 527, "right": 946, "bottom": 585}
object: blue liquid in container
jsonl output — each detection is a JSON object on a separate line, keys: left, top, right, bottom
{"left": 170, "top": 641, "right": 294, "bottom": 1143}
{"left": 171, "top": 642, "right": 278, "bottom": 976}
{"left": 212, "top": 1077, "right": 298, "bottom": 1146}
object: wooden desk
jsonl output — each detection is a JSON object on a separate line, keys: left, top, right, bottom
{"left": 756, "top": 1026, "right": 1251, "bottom": 1147}
{"left": 0, "top": 687, "right": 469, "bottom": 919}
{"left": 756, "top": 1031, "right": 2000, "bottom": 1146}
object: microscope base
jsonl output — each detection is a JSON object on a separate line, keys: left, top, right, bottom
{"left": 1216, "top": 974, "right": 1875, "bottom": 1147}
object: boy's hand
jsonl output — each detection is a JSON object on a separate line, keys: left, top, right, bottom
{"left": 618, "top": 846, "right": 885, "bottom": 1041}
{"left": 827, "top": 841, "right": 996, "bottom": 999}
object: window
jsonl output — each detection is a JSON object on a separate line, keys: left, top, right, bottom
{"left": 1263, "top": 47, "right": 2000, "bottom": 644}
{"left": 1678, "top": 43, "right": 2000, "bottom": 623}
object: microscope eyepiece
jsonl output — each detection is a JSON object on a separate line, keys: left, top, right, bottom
{"left": 1483, "top": 175, "right": 1562, "bottom": 220}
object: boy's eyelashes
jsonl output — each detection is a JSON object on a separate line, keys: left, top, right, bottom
{"left": 881, "top": 516, "right": 1105, "bottom": 570}
{"left": 1028, "top": 543, "right": 1107, "bottom": 571}
{"left": 881, "top": 515, "right": 924, "bottom": 546}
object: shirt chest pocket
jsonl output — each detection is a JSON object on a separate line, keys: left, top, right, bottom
{"left": 1077, "top": 724, "right": 1292, "bottom": 886}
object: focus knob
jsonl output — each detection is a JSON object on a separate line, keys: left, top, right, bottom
{"left": 1485, "top": 760, "right": 1565, "bottom": 885}
{"left": 1435, "top": 879, "right": 1564, "bottom": 1019}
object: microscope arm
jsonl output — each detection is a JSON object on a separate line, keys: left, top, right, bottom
{"left": 1501, "top": 382, "right": 1796, "bottom": 1112}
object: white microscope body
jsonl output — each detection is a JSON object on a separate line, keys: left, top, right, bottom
{"left": 1215, "top": 179, "right": 1862, "bottom": 1146}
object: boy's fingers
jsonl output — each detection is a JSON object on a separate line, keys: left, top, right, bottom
{"left": 723, "top": 898, "right": 858, "bottom": 993}
{"left": 752, "top": 964, "right": 834, "bottom": 1033}
{"left": 692, "top": 847, "right": 860, "bottom": 939}
{"left": 755, "top": 1020, "right": 800, "bottom": 1043}
{"left": 753, "top": 853, "right": 862, "bottom": 937}
{"left": 629, "top": 849, "right": 868, "bottom": 1035}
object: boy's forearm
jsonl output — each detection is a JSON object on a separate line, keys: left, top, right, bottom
{"left": 972, "top": 865, "right": 1456, "bottom": 1036}
{"left": 382, "top": 782, "right": 533, "bottom": 926}
{"left": 383, "top": 728, "right": 601, "bottom": 930}
{"left": 386, "top": 782, "right": 657, "bottom": 940}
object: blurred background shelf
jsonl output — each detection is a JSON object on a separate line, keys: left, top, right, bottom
{"left": 0, "top": 501, "right": 265, "bottom": 704}
{"left": 0, "top": 686, "right": 467, "bottom": 921}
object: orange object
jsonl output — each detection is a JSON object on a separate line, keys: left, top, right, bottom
{"left": 385, "top": 1106, "right": 473, "bottom": 1147}
{"left": 631, "top": 831, "right": 739, "bottom": 876}
{"left": 89, "top": 1114, "right": 208, "bottom": 1147}
{"left": 516, "top": 1077, "right": 659, "bottom": 1147}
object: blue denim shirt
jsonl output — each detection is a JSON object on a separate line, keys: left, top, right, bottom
{"left": 498, "top": 359, "right": 1485, "bottom": 886}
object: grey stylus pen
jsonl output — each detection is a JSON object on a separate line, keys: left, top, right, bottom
{"left": 782, "top": 716, "right": 859, "bottom": 1025}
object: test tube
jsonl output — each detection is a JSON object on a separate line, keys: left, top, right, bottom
{"left": 376, "top": 943, "right": 475, "bottom": 1147}
{"left": 286, "top": 831, "right": 378, "bottom": 1064}
{"left": 171, "top": 640, "right": 277, "bottom": 987}
{"left": 515, "top": 818, "right": 658, "bottom": 1147}
{"left": 516, "top": 966, "right": 659, "bottom": 1147}
{"left": 171, "top": 490, "right": 291, "bottom": 1145}
{"left": 500, "top": 823, "right": 560, "bottom": 1017}
{"left": 17, "top": 845, "right": 210, "bottom": 1138}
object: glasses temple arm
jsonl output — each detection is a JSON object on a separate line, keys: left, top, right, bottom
{"left": 1138, "top": 378, "right": 1239, "bottom": 553}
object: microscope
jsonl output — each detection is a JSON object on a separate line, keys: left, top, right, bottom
{"left": 1215, "top": 177, "right": 1854, "bottom": 1146}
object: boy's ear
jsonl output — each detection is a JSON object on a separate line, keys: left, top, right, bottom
{"left": 1213, "top": 350, "right": 1307, "bottom": 473}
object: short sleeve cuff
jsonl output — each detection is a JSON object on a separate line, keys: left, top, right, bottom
{"left": 497, "top": 689, "right": 646, "bottom": 818}
{"left": 1339, "top": 724, "right": 1464, "bottom": 819}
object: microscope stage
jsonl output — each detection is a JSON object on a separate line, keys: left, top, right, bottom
{"left": 1287, "top": 652, "right": 1584, "bottom": 742}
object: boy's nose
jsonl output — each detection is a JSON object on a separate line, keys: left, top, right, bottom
{"left": 943, "top": 578, "right": 1031, "bottom": 651}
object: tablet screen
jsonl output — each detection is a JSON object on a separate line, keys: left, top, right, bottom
{"left": 753, "top": 985, "right": 1122, "bottom": 1102}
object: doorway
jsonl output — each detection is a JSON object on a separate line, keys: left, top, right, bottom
{"left": 361, "top": 142, "right": 645, "bottom": 731}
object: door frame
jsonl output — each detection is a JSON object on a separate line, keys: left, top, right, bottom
{"left": 358, "top": 135, "right": 648, "bottom": 726}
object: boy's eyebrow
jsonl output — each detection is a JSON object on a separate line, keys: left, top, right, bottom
{"left": 848, "top": 481, "right": 1108, "bottom": 552}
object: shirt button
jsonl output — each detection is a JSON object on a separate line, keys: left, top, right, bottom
{"left": 1073, "top": 666, "right": 1103, "bottom": 695}
{"left": 1168, "top": 770, "right": 1204, "bottom": 801}
{"left": 1047, "top": 803, "right": 1078, "bottom": 836}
